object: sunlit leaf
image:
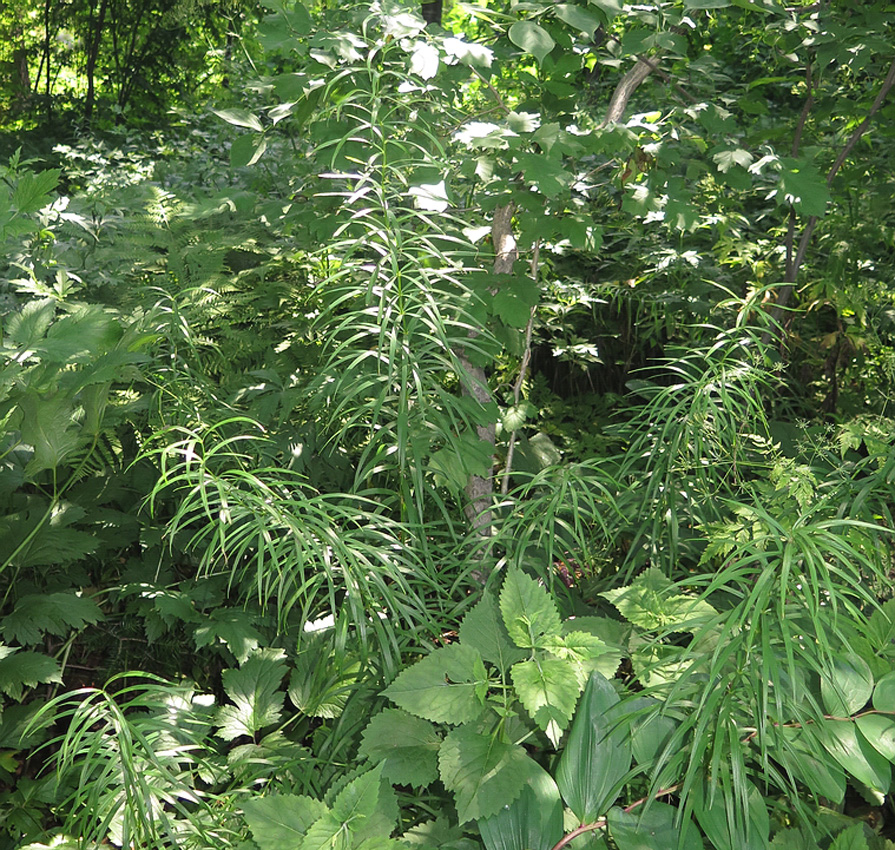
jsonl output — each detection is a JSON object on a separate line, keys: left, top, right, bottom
{"left": 213, "top": 108, "right": 264, "bottom": 132}
{"left": 511, "top": 657, "right": 581, "bottom": 745}
{"left": 500, "top": 567, "right": 562, "bottom": 650}
{"left": 215, "top": 649, "right": 288, "bottom": 741}
{"left": 243, "top": 794, "right": 328, "bottom": 850}
{"left": 383, "top": 643, "right": 488, "bottom": 724}
{"left": 508, "top": 22, "right": 555, "bottom": 64}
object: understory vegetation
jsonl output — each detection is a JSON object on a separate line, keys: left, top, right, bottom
{"left": 3, "top": 0, "right": 895, "bottom": 847}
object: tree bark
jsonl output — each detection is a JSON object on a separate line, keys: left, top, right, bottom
{"left": 600, "top": 56, "right": 659, "bottom": 126}
{"left": 459, "top": 203, "right": 517, "bottom": 544}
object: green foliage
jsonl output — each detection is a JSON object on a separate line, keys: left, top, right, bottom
{"left": 4, "top": 0, "right": 895, "bottom": 847}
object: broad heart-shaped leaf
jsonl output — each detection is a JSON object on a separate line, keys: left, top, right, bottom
{"left": 855, "top": 714, "right": 895, "bottom": 762}
{"left": 607, "top": 803, "right": 703, "bottom": 850}
{"left": 478, "top": 765, "right": 563, "bottom": 850}
{"left": 301, "top": 766, "right": 396, "bottom": 850}
{"left": 243, "top": 794, "right": 328, "bottom": 850}
{"left": 383, "top": 643, "right": 488, "bottom": 724}
{"left": 459, "top": 593, "right": 527, "bottom": 673}
{"left": 490, "top": 273, "right": 540, "bottom": 329}
{"left": 829, "top": 823, "right": 870, "bottom": 850}
{"left": 817, "top": 720, "right": 891, "bottom": 805}
{"left": 215, "top": 649, "right": 287, "bottom": 741}
{"left": 508, "top": 21, "right": 555, "bottom": 64}
{"left": 821, "top": 654, "right": 873, "bottom": 716}
{"left": 600, "top": 567, "right": 717, "bottom": 634}
{"left": 332, "top": 764, "right": 390, "bottom": 826}
{"left": 0, "top": 648, "right": 62, "bottom": 699}
{"left": 2, "top": 592, "right": 103, "bottom": 645}
{"left": 301, "top": 811, "right": 351, "bottom": 850}
{"left": 546, "top": 630, "right": 616, "bottom": 685}
{"left": 556, "top": 672, "right": 632, "bottom": 822}
{"left": 438, "top": 727, "right": 537, "bottom": 823}
{"left": 359, "top": 709, "right": 441, "bottom": 787}
{"left": 500, "top": 568, "right": 562, "bottom": 650}
{"left": 510, "top": 658, "right": 581, "bottom": 746}
{"left": 514, "top": 152, "right": 572, "bottom": 199}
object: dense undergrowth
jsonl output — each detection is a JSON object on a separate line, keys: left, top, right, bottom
{"left": 2, "top": 0, "right": 895, "bottom": 848}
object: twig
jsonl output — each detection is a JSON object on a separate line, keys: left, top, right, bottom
{"left": 471, "top": 66, "right": 512, "bottom": 115}
{"left": 548, "top": 784, "right": 682, "bottom": 850}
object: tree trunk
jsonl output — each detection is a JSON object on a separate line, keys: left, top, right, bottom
{"left": 84, "top": 0, "right": 109, "bottom": 122}
{"left": 458, "top": 203, "right": 517, "bottom": 557}
{"left": 421, "top": 0, "right": 442, "bottom": 25}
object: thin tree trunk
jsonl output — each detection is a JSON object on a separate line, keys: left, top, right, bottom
{"left": 421, "top": 0, "right": 442, "bottom": 25}
{"left": 600, "top": 56, "right": 659, "bottom": 126}
{"left": 764, "top": 57, "right": 895, "bottom": 335}
{"left": 84, "top": 0, "right": 109, "bottom": 122}
{"left": 43, "top": 0, "right": 52, "bottom": 119}
{"left": 459, "top": 203, "right": 517, "bottom": 545}
{"left": 457, "top": 49, "right": 661, "bottom": 551}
